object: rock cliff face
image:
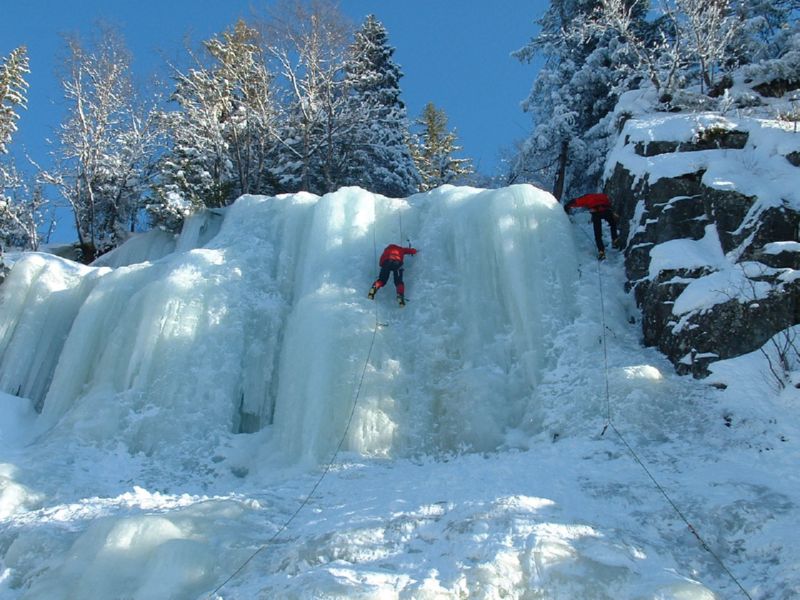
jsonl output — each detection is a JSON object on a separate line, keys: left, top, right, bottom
{"left": 605, "top": 113, "right": 800, "bottom": 377}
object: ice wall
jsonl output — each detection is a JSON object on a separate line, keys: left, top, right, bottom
{"left": 91, "top": 209, "right": 225, "bottom": 269}
{"left": 0, "top": 254, "right": 107, "bottom": 411}
{"left": 0, "top": 186, "right": 579, "bottom": 465}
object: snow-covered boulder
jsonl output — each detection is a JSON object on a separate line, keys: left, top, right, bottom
{"left": 605, "top": 110, "right": 800, "bottom": 376}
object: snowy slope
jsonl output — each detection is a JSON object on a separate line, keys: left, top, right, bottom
{"left": 0, "top": 186, "right": 797, "bottom": 599}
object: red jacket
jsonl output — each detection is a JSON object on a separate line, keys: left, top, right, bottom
{"left": 380, "top": 244, "right": 417, "bottom": 266}
{"left": 566, "top": 193, "right": 612, "bottom": 213}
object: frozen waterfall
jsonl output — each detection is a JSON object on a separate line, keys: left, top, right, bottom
{"left": 0, "top": 185, "right": 577, "bottom": 464}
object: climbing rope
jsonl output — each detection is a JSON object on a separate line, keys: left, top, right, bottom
{"left": 597, "top": 262, "right": 613, "bottom": 431}
{"left": 208, "top": 215, "right": 384, "bottom": 598}
{"left": 590, "top": 234, "right": 753, "bottom": 600}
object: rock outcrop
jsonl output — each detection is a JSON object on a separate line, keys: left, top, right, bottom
{"left": 606, "top": 113, "right": 800, "bottom": 377}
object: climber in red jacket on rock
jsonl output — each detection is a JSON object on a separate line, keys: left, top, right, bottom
{"left": 368, "top": 243, "right": 417, "bottom": 306}
{"left": 564, "top": 192, "right": 622, "bottom": 260}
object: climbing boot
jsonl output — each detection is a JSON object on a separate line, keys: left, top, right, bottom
{"left": 598, "top": 250, "right": 606, "bottom": 260}
{"left": 368, "top": 286, "right": 377, "bottom": 300}
{"left": 612, "top": 237, "right": 623, "bottom": 250}
{"left": 397, "top": 294, "right": 406, "bottom": 307}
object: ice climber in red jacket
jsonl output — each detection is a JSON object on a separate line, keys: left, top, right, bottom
{"left": 368, "top": 243, "right": 418, "bottom": 306}
{"left": 564, "top": 192, "right": 622, "bottom": 260}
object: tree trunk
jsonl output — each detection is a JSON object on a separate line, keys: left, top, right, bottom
{"left": 552, "top": 140, "right": 569, "bottom": 202}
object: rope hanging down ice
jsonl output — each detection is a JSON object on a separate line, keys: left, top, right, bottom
{"left": 592, "top": 240, "right": 753, "bottom": 600}
{"left": 208, "top": 215, "right": 383, "bottom": 598}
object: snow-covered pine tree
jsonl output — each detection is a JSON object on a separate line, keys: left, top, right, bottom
{"left": 0, "top": 46, "right": 32, "bottom": 252}
{"left": 733, "top": 0, "right": 799, "bottom": 64}
{"left": 203, "top": 20, "right": 278, "bottom": 199}
{"left": 153, "top": 70, "right": 232, "bottom": 228}
{"left": 153, "top": 20, "right": 277, "bottom": 229}
{"left": 0, "top": 170, "right": 51, "bottom": 251}
{"left": 341, "top": 15, "right": 419, "bottom": 197}
{"left": 0, "top": 46, "right": 28, "bottom": 156}
{"left": 743, "top": 28, "right": 800, "bottom": 96}
{"left": 411, "top": 102, "right": 472, "bottom": 192}
{"left": 593, "top": 0, "right": 687, "bottom": 99}
{"left": 738, "top": 0, "right": 800, "bottom": 97}
{"left": 512, "top": 0, "right": 636, "bottom": 199}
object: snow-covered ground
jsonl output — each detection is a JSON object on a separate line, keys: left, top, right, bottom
{"left": 0, "top": 186, "right": 797, "bottom": 599}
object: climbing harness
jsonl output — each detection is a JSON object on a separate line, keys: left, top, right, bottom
{"left": 208, "top": 213, "right": 385, "bottom": 598}
{"left": 591, "top": 234, "right": 753, "bottom": 600}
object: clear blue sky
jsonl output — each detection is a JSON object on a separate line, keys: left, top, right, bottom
{"left": 2, "top": 1, "right": 546, "bottom": 175}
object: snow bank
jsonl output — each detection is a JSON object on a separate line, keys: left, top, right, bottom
{"left": 0, "top": 468, "right": 41, "bottom": 520}
{"left": 763, "top": 241, "right": 800, "bottom": 255}
{"left": 2, "top": 487, "right": 242, "bottom": 600}
{"left": 646, "top": 225, "right": 779, "bottom": 319}
{"left": 617, "top": 111, "right": 738, "bottom": 146}
{"left": 648, "top": 225, "right": 727, "bottom": 279}
{"left": 605, "top": 108, "right": 800, "bottom": 213}
{"left": 708, "top": 324, "right": 800, "bottom": 402}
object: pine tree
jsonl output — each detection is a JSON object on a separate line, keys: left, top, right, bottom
{"left": 201, "top": 20, "right": 278, "bottom": 199}
{"left": 0, "top": 170, "right": 51, "bottom": 251}
{"left": 0, "top": 46, "right": 31, "bottom": 251}
{"left": 153, "top": 20, "right": 278, "bottom": 228}
{"left": 512, "top": 0, "right": 634, "bottom": 198}
{"left": 341, "top": 15, "right": 419, "bottom": 197}
{"left": 411, "top": 102, "right": 472, "bottom": 192}
{"left": 592, "top": 0, "right": 685, "bottom": 98}
{"left": 730, "top": 0, "right": 797, "bottom": 64}
{"left": 742, "top": 27, "right": 800, "bottom": 94}
{"left": 156, "top": 68, "right": 233, "bottom": 221}
{"left": 737, "top": 0, "right": 800, "bottom": 93}
{"left": 0, "top": 46, "right": 29, "bottom": 156}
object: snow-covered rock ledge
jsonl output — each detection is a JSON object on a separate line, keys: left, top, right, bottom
{"left": 605, "top": 107, "right": 800, "bottom": 377}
